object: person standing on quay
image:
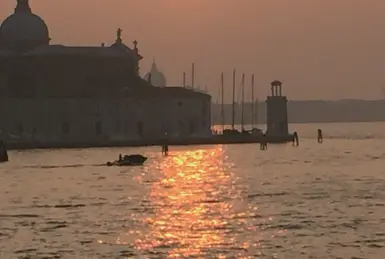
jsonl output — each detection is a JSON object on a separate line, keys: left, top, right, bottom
{"left": 292, "top": 131, "right": 299, "bottom": 146}
{"left": 260, "top": 133, "right": 267, "bottom": 150}
{"left": 317, "top": 129, "right": 323, "bottom": 143}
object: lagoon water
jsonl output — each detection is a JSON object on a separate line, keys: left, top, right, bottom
{"left": 0, "top": 122, "right": 384, "bottom": 258}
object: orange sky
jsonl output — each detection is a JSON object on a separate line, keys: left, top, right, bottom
{"left": 1, "top": 0, "right": 385, "bottom": 101}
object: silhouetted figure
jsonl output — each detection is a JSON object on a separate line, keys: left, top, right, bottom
{"left": 293, "top": 131, "right": 299, "bottom": 146}
{"left": 161, "top": 144, "right": 169, "bottom": 156}
{"left": 317, "top": 129, "right": 323, "bottom": 143}
{"left": 0, "top": 140, "right": 9, "bottom": 163}
{"left": 118, "top": 154, "right": 123, "bottom": 161}
{"left": 260, "top": 134, "right": 267, "bottom": 150}
{"left": 161, "top": 131, "right": 169, "bottom": 156}
{"left": 117, "top": 28, "right": 122, "bottom": 40}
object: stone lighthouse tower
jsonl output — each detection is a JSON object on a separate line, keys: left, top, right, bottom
{"left": 266, "top": 80, "right": 289, "bottom": 137}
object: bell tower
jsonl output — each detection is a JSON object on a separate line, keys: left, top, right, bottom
{"left": 266, "top": 80, "right": 289, "bottom": 137}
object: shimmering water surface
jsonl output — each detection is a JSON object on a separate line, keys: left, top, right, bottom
{"left": 1, "top": 122, "right": 384, "bottom": 258}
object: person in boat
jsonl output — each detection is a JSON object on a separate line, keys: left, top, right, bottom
{"left": 293, "top": 131, "right": 299, "bottom": 146}
{"left": 118, "top": 154, "right": 123, "bottom": 162}
{"left": 108, "top": 154, "right": 147, "bottom": 166}
{"left": 317, "top": 129, "right": 323, "bottom": 143}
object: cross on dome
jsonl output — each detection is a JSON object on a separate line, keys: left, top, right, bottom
{"left": 151, "top": 58, "right": 157, "bottom": 69}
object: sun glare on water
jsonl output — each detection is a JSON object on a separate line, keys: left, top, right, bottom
{"left": 96, "top": 146, "right": 282, "bottom": 257}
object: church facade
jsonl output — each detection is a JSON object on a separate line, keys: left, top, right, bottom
{"left": 0, "top": 0, "right": 211, "bottom": 147}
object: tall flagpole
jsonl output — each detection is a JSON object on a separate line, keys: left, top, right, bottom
{"left": 251, "top": 74, "right": 255, "bottom": 128}
{"left": 231, "top": 69, "right": 236, "bottom": 130}
{"left": 241, "top": 73, "right": 245, "bottom": 131}
{"left": 221, "top": 72, "right": 225, "bottom": 131}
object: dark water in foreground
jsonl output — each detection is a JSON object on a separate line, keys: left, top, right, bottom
{"left": 1, "top": 122, "right": 385, "bottom": 258}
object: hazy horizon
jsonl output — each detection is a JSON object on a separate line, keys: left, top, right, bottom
{"left": 1, "top": 0, "right": 385, "bottom": 102}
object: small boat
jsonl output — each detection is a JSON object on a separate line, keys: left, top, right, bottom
{"left": 106, "top": 154, "right": 147, "bottom": 166}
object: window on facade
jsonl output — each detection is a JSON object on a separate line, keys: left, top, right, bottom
{"left": 32, "top": 126, "right": 36, "bottom": 140}
{"left": 62, "top": 122, "right": 70, "bottom": 135}
{"left": 86, "top": 76, "right": 101, "bottom": 88}
{"left": 116, "top": 121, "right": 121, "bottom": 133}
{"left": 15, "top": 123, "right": 23, "bottom": 135}
{"left": 116, "top": 103, "right": 121, "bottom": 114}
{"left": 126, "top": 121, "right": 131, "bottom": 133}
{"left": 8, "top": 75, "right": 35, "bottom": 97}
{"left": 178, "top": 120, "right": 185, "bottom": 134}
{"left": 95, "top": 121, "right": 102, "bottom": 135}
{"left": 202, "top": 101, "right": 206, "bottom": 115}
{"left": 189, "top": 121, "right": 196, "bottom": 135}
{"left": 137, "top": 121, "right": 143, "bottom": 137}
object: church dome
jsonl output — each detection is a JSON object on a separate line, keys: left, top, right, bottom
{"left": 143, "top": 61, "right": 167, "bottom": 87}
{"left": 0, "top": 0, "right": 50, "bottom": 52}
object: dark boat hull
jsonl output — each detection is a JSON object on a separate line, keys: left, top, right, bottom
{"left": 106, "top": 161, "right": 145, "bottom": 167}
{"left": 107, "top": 155, "right": 147, "bottom": 167}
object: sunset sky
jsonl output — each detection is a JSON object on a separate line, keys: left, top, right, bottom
{"left": 1, "top": 0, "right": 385, "bottom": 101}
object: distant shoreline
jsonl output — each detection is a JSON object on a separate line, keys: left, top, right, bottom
{"left": 211, "top": 99, "right": 385, "bottom": 125}
{"left": 214, "top": 120, "right": 385, "bottom": 126}
{"left": 287, "top": 120, "right": 385, "bottom": 124}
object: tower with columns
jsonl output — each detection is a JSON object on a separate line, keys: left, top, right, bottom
{"left": 266, "top": 80, "right": 289, "bottom": 137}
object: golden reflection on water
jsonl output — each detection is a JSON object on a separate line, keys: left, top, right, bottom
{"left": 136, "top": 146, "right": 240, "bottom": 257}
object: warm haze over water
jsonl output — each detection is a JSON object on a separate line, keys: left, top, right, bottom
{"left": 1, "top": 0, "right": 385, "bottom": 258}
{"left": 1, "top": 122, "right": 384, "bottom": 258}
{"left": 1, "top": 0, "right": 385, "bottom": 101}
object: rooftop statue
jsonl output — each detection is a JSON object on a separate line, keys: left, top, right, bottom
{"left": 117, "top": 28, "right": 122, "bottom": 40}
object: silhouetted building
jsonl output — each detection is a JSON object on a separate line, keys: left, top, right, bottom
{"left": 0, "top": 0, "right": 211, "bottom": 146}
{"left": 143, "top": 60, "right": 167, "bottom": 86}
{"left": 266, "top": 80, "right": 289, "bottom": 137}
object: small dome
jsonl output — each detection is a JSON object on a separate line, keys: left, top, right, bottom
{"left": 271, "top": 80, "right": 282, "bottom": 86}
{"left": 143, "top": 61, "right": 167, "bottom": 87}
{"left": 0, "top": 0, "right": 50, "bottom": 52}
